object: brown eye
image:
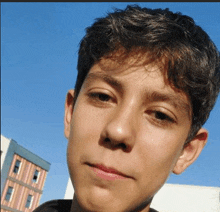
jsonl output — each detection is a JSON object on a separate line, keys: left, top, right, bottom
{"left": 154, "top": 111, "right": 174, "bottom": 122}
{"left": 97, "top": 93, "right": 111, "bottom": 101}
{"left": 89, "top": 92, "right": 111, "bottom": 102}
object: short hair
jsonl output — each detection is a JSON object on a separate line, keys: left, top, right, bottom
{"left": 74, "top": 4, "right": 220, "bottom": 143}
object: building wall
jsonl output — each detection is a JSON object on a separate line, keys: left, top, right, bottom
{"left": 1, "top": 136, "right": 17, "bottom": 194}
{"left": 1, "top": 135, "right": 50, "bottom": 212}
{"left": 7, "top": 154, "right": 48, "bottom": 191}
{"left": 1, "top": 136, "right": 50, "bottom": 195}
{"left": 1, "top": 154, "right": 48, "bottom": 212}
{"left": 1, "top": 135, "right": 10, "bottom": 170}
{"left": 64, "top": 179, "right": 220, "bottom": 212}
{"left": 151, "top": 183, "right": 220, "bottom": 212}
{"left": 64, "top": 178, "right": 74, "bottom": 199}
{"left": 1, "top": 178, "right": 40, "bottom": 212}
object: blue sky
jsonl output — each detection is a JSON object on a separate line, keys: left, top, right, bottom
{"left": 1, "top": 2, "right": 220, "bottom": 204}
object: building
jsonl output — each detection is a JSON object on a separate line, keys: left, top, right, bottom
{"left": 1, "top": 135, "right": 51, "bottom": 212}
{"left": 150, "top": 183, "right": 220, "bottom": 212}
{"left": 64, "top": 178, "right": 220, "bottom": 212}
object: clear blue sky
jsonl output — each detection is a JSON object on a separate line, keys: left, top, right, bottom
{"left": 1, "top": 2, "right": 220, "bottom": 204}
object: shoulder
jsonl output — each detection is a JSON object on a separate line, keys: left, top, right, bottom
{"left": 33, "top": 199, "right": 72, "bottom": 212}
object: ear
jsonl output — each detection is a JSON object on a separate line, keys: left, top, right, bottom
{"left": 172, "top": 128, "right": 208, "bottom": 175}
{"left": 64, "top": 89, "right": 75, "bottom": 139}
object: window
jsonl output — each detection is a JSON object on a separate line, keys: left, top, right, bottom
{"left": 5, "top": 186, "right": 13, "bottom": 201}
{"left": 13, "top": 160, "right": 21, "bottom": 174}
{"left": 25, "top": 194, "right": 33, "bottom": 208}
{"left": 32, "top": 169, "right": 39, "bottom": 183}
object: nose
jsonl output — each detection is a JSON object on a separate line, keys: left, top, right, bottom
{"left": 100, "top": 104, "right": 137, "bottom": 152}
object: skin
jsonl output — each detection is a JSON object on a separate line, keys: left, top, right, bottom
{"left": 64, "top": 57, "right": 208, "bottom": 212}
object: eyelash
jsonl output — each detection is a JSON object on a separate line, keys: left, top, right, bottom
{"left": 87, "top": 92, "right": 113, "bottom": 104}
{"left": 148, "top": 110, "right": 175, "bottom": 125}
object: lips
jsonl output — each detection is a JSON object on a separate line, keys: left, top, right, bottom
{"left": 86, "top": 163, "right": 131, "bottom": 180}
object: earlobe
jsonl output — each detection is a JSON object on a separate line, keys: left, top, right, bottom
{"left": 173, "top": 128, "right": 208, "bottom": 175}
{"left": 64, "top": 89, "right": 75, "bottom": 139}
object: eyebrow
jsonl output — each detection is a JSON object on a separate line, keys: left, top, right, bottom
{"left": 84, "top": 72, "right": 191, "bottom": 119}
{"left": 84, "top": 72, "right": 123, "bottom": 94}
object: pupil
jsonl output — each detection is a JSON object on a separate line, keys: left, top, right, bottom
{"left": 156, "top": 112, "right": 166, "bottom": 120}
{"left": 99, "top": 94, "right": 109, "bottom": 101}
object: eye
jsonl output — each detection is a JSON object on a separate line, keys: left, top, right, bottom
{"left": 154, "top": 111, "right": 173, "bottom": 121}
{"left": 148, "top": 110, "right": 175, "bottom": 126}
{"left": 88, "top": 92, "right": 111, "bottom": 102}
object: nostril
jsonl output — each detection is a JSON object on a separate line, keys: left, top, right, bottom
{"left": 104, "top": 137, "right": 111, "bottom": 143}
{"left": 118, "top": 143, "right": 127, "bottom": 150}
{"left": 103, "top": 138, "right": 127, "bottom": 150}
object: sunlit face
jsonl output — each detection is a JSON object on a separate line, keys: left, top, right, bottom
{"left": 65, "top": 58, "right": 192, "bottom": 212}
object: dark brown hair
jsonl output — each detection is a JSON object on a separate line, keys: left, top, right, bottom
{"left": 74, "top": 5, "right": 220, "bottom": 143}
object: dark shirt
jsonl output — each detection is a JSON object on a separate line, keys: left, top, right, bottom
{"left": 33, "top": 199, "right": 159, "bottom": 212}
{"left": 33, "top": 200, "right": 72, "bottom": 212}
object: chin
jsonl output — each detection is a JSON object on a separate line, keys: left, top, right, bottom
{"left": 76, "top": 188, "right": 121, "bottom": 212}
{"left": 75, "top": 187, "right": 152, "bottom": 212}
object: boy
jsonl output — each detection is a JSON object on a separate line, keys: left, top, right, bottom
{"left": 34, "top": 5, "right": 220, "bottom": 212}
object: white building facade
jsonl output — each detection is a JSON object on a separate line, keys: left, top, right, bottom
{"left": 1, "top": 135, "right": 11, "bottom": 170}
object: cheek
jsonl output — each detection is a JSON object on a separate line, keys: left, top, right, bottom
{"left": 136, "top": 130, "right": 185, "bottom": 180}
{"left": 67, "top": 103, "right": 105, "bottom": 163}
{"left": 72, "top": 99, "right": 106, "bottom": 134}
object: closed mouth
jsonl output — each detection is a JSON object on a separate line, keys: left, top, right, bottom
{"left": 86, "top": 162, "right": 132, "bottom": 179}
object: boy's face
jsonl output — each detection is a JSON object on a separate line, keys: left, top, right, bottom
{"left": 65, "top": 57, "right": 204, "bottom": 212}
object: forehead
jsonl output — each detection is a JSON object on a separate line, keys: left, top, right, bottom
{"left": 99, "top": 52, "right": 162, "bottom": 74}
{"left": 90, "top": 56, "right": 172, "bottom": 90}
